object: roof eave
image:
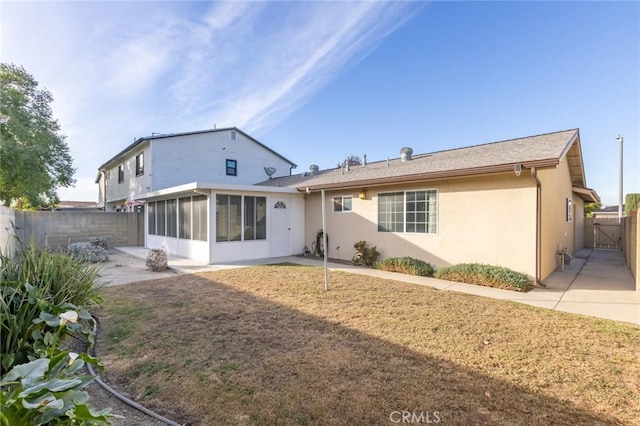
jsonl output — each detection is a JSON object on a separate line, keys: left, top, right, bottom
{"left": 572, "top": 186, "right": 600, "bottom": 203}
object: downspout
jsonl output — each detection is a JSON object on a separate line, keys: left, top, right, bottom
{"left": 531, "top": 167, "right": 545, "bottom": 287}
{"left": 102, "top": 170, "right": 107, "bottom": 212}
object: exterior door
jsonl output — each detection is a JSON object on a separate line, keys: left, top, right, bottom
{"left": 270, "top": 198, "right": 291, "bottom": 257}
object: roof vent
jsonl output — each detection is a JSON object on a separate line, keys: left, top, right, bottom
{"left": 309, "top": 164, "right": 319, "bottom": 175}
{"left": 400, "top": 147, "right": 413, "bottom": 162}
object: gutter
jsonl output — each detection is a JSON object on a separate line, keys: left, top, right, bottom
{"left": 531, "top": 167, "right": 545, "bottom": 287}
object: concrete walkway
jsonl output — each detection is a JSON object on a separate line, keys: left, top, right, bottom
{"left": 109, "top": 246, "right": 640, "bottom": 326}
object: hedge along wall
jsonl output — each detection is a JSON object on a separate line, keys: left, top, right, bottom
{"left": 13, "top": 210, "right": 143, "bottom": 250}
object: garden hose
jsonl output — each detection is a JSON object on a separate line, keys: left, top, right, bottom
{"left": 87, "top": 315, "right": 182, "bottom": 426}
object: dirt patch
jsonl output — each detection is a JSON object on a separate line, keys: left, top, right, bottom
{"left": 96, "top": 265, "right": 640, "bottom": 425}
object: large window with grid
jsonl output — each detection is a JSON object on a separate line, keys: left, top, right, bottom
{"left": 378, "top": 190, "right": 437, "bottom": 234}
{"left": 217, "top": 194, "right": 266, "bottom": 242}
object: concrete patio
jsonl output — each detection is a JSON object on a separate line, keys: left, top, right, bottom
{"left": 104, "top": 246, "right": 639, "bottom": 326}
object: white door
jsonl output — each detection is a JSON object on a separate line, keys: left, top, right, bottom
{"left": 270, "top": 198, "right": 291, "bottom": 257}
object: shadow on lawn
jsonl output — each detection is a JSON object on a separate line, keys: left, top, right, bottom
{"left": 98, "top": 272, "right": 625, "bottom": 426}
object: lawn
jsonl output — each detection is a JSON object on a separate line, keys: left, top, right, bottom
{"left": 97, "top": 264, "right": 640, "bottom": 425}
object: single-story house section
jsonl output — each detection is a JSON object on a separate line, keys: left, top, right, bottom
{"left": 140, "top": 182, "right": 305, "bottom": 264}
{"left": 259, "top": 128, "right": 598, "bottom": 284}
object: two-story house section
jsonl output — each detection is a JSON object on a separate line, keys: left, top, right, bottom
{"left": 95, "top": 128, "right": 297, "bottom": 211}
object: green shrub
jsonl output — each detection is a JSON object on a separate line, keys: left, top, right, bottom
{"left": 89, "top": 236, "right": 108, "bottom": 250}
{"left": 375, "top": 257, "right": 435, "bottom": 277}
{"left": 435, "top": 263, "right": 533, "bottom": 291}
{"left": 352, "top": 241, "right": 380, "bottom": 266}
{"left": 1, "top": 243, "right": 102, "bottom": 308}
{"left": 67, "top": 242, "right": 109, "bottom": 263}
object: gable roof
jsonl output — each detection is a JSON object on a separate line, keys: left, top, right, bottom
{"left": 96, "top": 127, "right": 297, "bottom": 173}
{"left": 258, "top": 129, "right": 597, "bottom": 200}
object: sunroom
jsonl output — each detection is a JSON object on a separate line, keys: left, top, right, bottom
{"left": 139, "top": 182, "right": 305, "bottom": 264}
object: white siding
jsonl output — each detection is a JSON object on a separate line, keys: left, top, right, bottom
{"left": 104, "top": 144, "right": 151, "bottom": 207}
{"left": 152, "top": 130, "right": 293, "bottom": 190}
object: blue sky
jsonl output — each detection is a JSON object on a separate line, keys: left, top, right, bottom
{"left": 2, "top": 1, "right": 638, "bottom": 206}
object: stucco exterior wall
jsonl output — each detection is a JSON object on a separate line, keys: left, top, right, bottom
{"left": 573, "top": 195, "right": 585, "bottom": 251}
{"left": 537, "top": 159, "right": 576, "bottom": 280}
{"left": 304, "top": 172, "right": 537, "bottom": 277}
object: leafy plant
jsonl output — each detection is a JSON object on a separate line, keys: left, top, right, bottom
{"left": 67, "top": 242, "right": 109, "bottom": 263}
{"left": 146, "top": 248, "right": 168, "bottom": 272}
{"left": 0, "top": 348, "right": 114, "bottom": 425}
{"left": 1, "top": 242, "right": 103, "bottom": 308}
{"left": 435, "top": 263, "right": 533, "bottom": 292}
{"left": 1, "top": 305, "right": 116, "bottom": 424}
{"left": 375, "top": 257, "right": 435, "bottom": 277}
{"left": 352, "top": 241, "right": 380, "bottom": 266}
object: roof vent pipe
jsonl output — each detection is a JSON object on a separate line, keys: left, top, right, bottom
{"left": 363, "top": 154, "right": 367, "bottom": 166}
{"left": 400, "top": 147, "right": 413, "bottom": 162}
{"left": 309, "top": 164, "right": 319, "bottom": 175}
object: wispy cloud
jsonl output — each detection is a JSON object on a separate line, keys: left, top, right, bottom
{"left": 1, "top": 1, "right": 422, "bottom": 200}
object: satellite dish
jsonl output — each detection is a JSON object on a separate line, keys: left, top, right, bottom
{"left": 264, "top": 167, "right": 277, "bottom": 179}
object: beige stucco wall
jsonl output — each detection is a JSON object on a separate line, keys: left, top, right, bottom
{"left": 537, "top": 159, "right": 577, "bottom": 280}
{"left": 304, "top": 172, "right": 537, "bottom": 277}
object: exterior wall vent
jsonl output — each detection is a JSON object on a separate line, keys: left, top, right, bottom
{"left": 400, "top": 147, "right": 413, "bottom": 162}
{"left": 309, "top": 164, "right": 319, "bottom": 175}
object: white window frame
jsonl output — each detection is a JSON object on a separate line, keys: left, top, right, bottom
{"left": 332, "top": 196, "right": 353, "bottom": 213}
{"left": 566, "top": 198, "right": 573, "bottom": 223}
{"left": 377, "top": 189, "right": 438, "bottom": 235}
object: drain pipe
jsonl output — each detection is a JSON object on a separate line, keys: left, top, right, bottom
{"left": 530, "top": 167, "right": 545, "bottom": 287}
{"left": 88, "top": 316, "right": 182, "bottom": 426}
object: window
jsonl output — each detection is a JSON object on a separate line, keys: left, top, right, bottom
{"left": 231, "top": 130, "right": 237, "bottom": 141}
{"left": 118, "top": 164, "right": 124, "bottom": 183}
{"left": 192, "top": 195, "right": 208, "bottom": 241}
{"left": 166, "top": 199, "right": 177, "bottom": 237}
{"left": 179, "top": 197, "right": 192, "bottom": 239}
{"left": 156, "top": 200, "right": 166, "bottom": 236}
{"left": 566, "top": 198, "right": 573, "bottom": 223}
{"left": 226, "top": 159, "right": 237, "bottom": 176}
{"left": 217, "top": 194, "right": 266, "bottom": 242}
{"left": 148, "top": 202, "right": 156, "bottom": 235}
{"left": 378, "top": 190, "right": 437, "bottom": 234}
{"left": 244, "top": 196, "right": 267, "bottom": 240}
{"left": 274, "top": 201, "right": 286, "bottom": 209}
{"left": 135, "top": 153, "right": 144, "bottom": 176}
{"left": 216, "top": 194, "right": 241, "bottom": 242}
{"left": 333, "top": 196, "right": 352, "bottom": 213}
{"left": 378, "top": 192, "right": 404, "bottom": 232}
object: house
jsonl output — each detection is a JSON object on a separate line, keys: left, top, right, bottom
{"left": 259, "top": 128, "right": 598, "bottom": 283}
{"left": 55, "top": 200, "right": 100, "bottom": 210}
{"left": 592, "top": 205, "right": 624, "bottom": 219}
{"left": 95, "top": 128, "right": 297, "bottom": 212}
{"left": 108, "top": 127, "right": 598, "bottom": 283}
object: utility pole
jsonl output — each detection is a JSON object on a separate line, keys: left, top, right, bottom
{"left": 616, "top": 135, "right": 624, "bottom": 223}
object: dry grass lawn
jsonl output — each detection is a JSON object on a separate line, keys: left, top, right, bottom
{"left": 97, "top": 264, "right": 640, "bottom": 425}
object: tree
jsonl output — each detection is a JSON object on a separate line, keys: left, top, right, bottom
{"left": 584, "top": 201, "right": 601, "bottom": 218}
{"left": 0, "top": 63, "right": 75, "bottom": 208}
{"left": 337, "top": 155, "right": 362, "bottom": 168}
